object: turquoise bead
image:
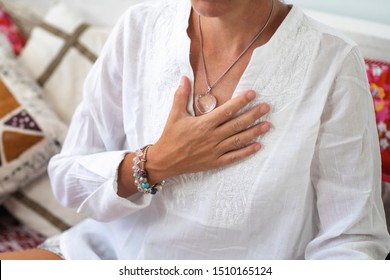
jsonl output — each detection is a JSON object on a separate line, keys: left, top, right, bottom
{"left": 142, "top": 182, "right": 150, "bottom": 190}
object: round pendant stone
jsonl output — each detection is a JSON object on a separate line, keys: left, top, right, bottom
{"left": 196, "top": 93, "right": 217, "bottom": 114}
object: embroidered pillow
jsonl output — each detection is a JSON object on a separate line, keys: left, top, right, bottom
{"left": 366, "top": 59, "right": 390, "bottom": 182}
{"left": 0, "top": 40, "right": 66, "bottom": 203}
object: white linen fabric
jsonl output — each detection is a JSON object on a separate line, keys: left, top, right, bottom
{"left": 48, "top": 0, "right": 390, "bottom": 259}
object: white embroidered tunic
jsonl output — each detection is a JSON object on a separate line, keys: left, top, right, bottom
{"left": 48, "top": 0, "right": 390, "bottom": 259}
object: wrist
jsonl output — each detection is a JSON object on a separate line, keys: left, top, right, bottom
{"left": 132, "top": 145, "right": 166, "bottom": 195}
{"left": 145, "top": 144, "right": 172, "bottom": 184}
{"left": 117, "top": 152, "right": 138, "bottom": 197}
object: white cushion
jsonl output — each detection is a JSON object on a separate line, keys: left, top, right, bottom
{"left": 18, "top": 2, "right": 111, "bottom": 124}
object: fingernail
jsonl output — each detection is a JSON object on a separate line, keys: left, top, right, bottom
{"left": 260, "top": 122, "right": 271, "bottom": 133}
{"left": 247, "top": 91, "right": 256, "bottom": 100}
{"left": 260, "top": 103, "right": 270, "bottom": 114}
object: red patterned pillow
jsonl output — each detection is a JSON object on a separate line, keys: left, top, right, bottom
{"left": 366, "top": 59, "right": 390, "bottom": 182}
{"left": 0, "top": 6, "right": 25, "bottom": 55}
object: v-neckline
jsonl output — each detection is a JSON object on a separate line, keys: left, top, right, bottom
{"left": 174, "top": 2, "right": 297, "bottom": 116}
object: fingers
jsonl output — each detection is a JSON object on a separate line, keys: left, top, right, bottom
{"left": 215, "top": 120, "right": 270, "bottom": 155}
{"left": 170, "top": 76, "right": 192, "bottom": 118}
{"left": 220, "top": 102, "right": 269, "bottom": 133}
{"left": 216, "top": 142, "right": 262, "bottom": 166}
{"left": 212, "top": 101, "right": 270, "bottom": 146}
{"left": 205, "top": 90, "right": 258, "bottom": 127}
{"left": 213, "top": 102, "right": 270, "bottom": 157}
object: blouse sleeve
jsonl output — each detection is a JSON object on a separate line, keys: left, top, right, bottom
{"left": 306, "top": 46, "right": 390, "bottom": 259}
{"left": 48, "top": 10, "right": 152, "bottom": 222}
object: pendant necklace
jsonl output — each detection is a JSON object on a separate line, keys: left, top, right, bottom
{"left": 195, "top": 0, "right": 275, "bottom": 114}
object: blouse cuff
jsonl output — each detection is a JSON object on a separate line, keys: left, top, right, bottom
{"left": 75, "top": 151, "right": 153, "bottom": 221}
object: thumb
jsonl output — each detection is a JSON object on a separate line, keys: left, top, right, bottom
{"left": 171, "top": 76, "right": 191, "bottom": 117}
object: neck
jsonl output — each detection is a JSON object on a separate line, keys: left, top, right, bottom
{"left": 190, "top": 0, "right": 279, "bottom": 55}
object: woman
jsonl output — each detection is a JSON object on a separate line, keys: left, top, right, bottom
{"left": 2, "top": 0, "right": 390, "bottom": 259}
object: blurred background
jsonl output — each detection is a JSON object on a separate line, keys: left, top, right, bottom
{"left": 288, "top": 0, "right": 390, "bottom": 25}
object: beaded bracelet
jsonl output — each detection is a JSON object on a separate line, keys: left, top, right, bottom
{"left": 132, "top": 145, "right": 165, "bottom": 195}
